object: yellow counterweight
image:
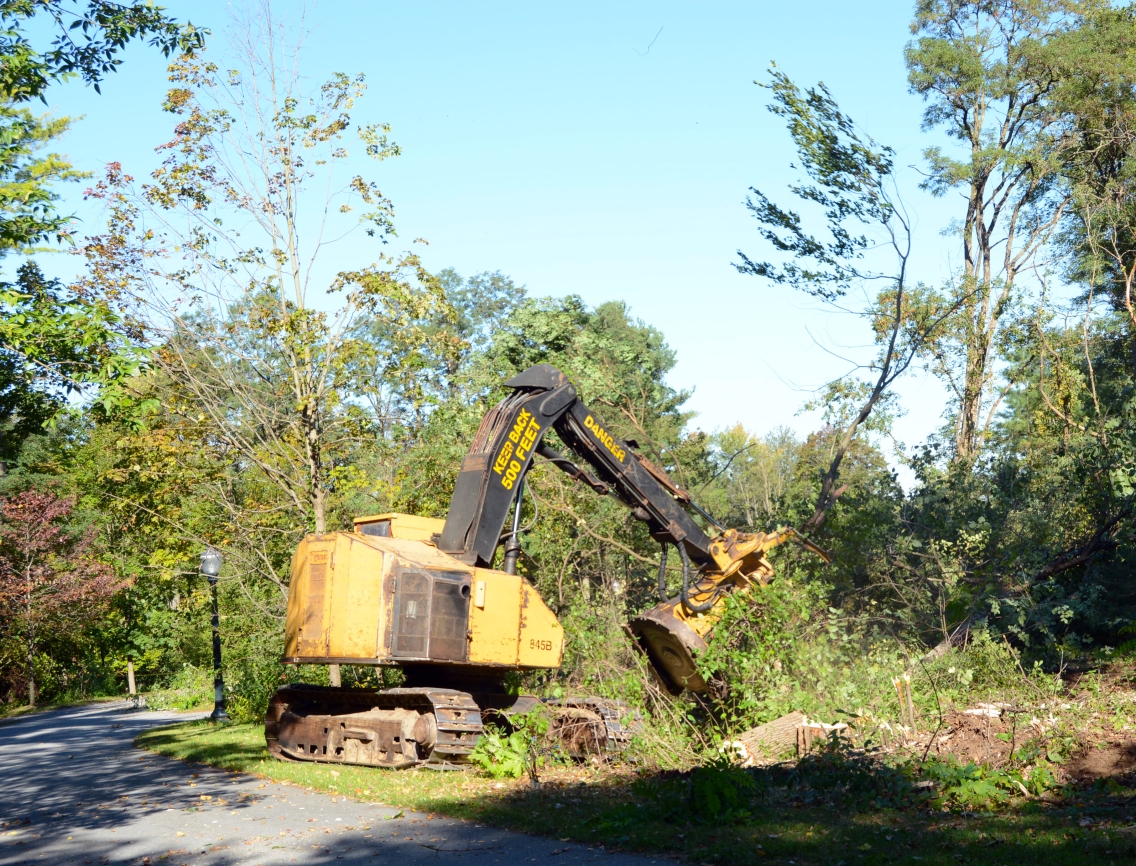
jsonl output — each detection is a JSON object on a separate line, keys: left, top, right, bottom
{"left": 283, "top": 513, "right": 563, "bottom": 671}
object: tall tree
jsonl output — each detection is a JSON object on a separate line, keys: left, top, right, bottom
{"left": 1053, "top": 4, "right": 1136, "bottom": 332}
{"left": 1004, "top": 3, "right": 1136, "bottom": 617}
{"left": 905, "top": 0, "right": 1090, "bottom": 460}
{"left": 0, "top": 1, "right": 206, "bottom": 450}
{"left": 80, "top": 5, "right": 457, "bottom": 564}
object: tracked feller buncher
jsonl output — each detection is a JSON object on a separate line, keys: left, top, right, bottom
{"left": 265, "top": 364, "right": 826, "bottom": 768}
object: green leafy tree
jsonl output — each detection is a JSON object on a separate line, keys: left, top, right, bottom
{"left": 0, "top": 1, "right": 205, "bottom": 454}
{"left": 0, "top": 106, "right": 83, "bottom": 252}
{"left": 0, "top": 109, "right": 99, "bottom": 458}
{"left": 0, "top": 261, "right": 143, "bottom": 470}
{"left": 437, "top": 268, "right": 526, "bottom": 354}
{"left": 1051, "top": 4, "right": 1136, "bottom": 341}
{"left": 737, "top": 67, "right": 927, "bottom": 535}
{"left": 904, "top": 0, "right": 1109, "bottom": 461}
{"left": 884, "top": 3, "right": 1136, "bottom": 653}
{"left": 81, "top": 19, "right": 457, "bottom": 538}
{"left": 0, "top": 0, "right": 205, "bottom": 102}
{"left": 708, "top": 425, "right": 800, "bottom": 531}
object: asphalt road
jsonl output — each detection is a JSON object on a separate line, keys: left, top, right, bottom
{"left": 0, "top": 702, "right": 661, "bottom": 866}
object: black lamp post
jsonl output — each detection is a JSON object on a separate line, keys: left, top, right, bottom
{"left": 200, "top": 547, "right": 229, "bottom": 722}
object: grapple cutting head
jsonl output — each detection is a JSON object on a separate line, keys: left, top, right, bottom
{"left": 629, "top": 526, "right": 828, "bottom": 695}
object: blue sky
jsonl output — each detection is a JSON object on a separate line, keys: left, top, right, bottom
{"left": 34, "top": 0, "right": 972, "bottom": 473}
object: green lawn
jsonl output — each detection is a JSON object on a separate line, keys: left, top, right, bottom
{"left": 135, "top": 720, "right": 1136, "bottom": 866}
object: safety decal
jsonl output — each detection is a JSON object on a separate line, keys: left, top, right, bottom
{"left": 584, "top": 415, "right": 626, "bottom": 463}
{"left": 494, "top": 408, "right": 543, "bottom": 490}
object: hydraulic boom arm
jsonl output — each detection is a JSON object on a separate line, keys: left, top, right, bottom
{"left": 436, "top": 364, "right": 827, "bottom": 695}
{"left": 437, "top": 364, "right": 715, "bottom": 569}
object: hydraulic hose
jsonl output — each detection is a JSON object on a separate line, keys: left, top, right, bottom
{"left": 501, "top": 480, "right": 525, "bottom": 575}
{"left": 678, "top": 543, "right": 717, "bottom": 613}
{"left": 656, "top": 543, "right": 669, "bottom": 601}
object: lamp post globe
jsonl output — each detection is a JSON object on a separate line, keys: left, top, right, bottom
{"left": 200, "top": 547, "right": 229, "bottom": 722}
{"left": 200, "top": 547, "right": 222, "bottom": 577}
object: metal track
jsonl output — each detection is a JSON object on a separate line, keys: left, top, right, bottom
{"left": 546, "top": 696, "right": 642, "bottom": 756}
{"left": 265, "top": 686, "right": 641, "bottom": 768}
{"left": 265, "top": 684, "right": 483, "bottom": 769}
{"left": 383, "top": 687, "right": 483, "bottom": 763}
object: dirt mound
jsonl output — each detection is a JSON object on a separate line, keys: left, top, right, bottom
{"left": 1065, "top": 738, "right": 1136, "bottom": 784}
{"left": 878, "top": 701, "right": 1136, "bottom": 785}
{"left": 922, "top": 710, "right": 1013, "bottom": 765}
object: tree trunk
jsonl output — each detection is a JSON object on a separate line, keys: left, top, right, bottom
{"left": 26, "top": 641, "right": 35, "bottom": 708}
{"left": 304, "top": 403, "right": 326, "bottom": 535}
{"left": 25, "top": 578, "right": 35, "bottom": 708}
{"left": 957, "top": 358, "right": 985, "bottom": 460}
{"left": 313, "top": 490, "right": 326, "bottom": 535}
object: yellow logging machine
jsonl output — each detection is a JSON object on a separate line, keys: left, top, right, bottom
{"left": 266, "top": 364, "right": 827, "bottom": 768}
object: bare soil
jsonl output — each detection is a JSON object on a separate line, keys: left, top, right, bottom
{"left": 1064, "top": 736, "right": 1136, "bottom": 783}
{"left": 901, "top": 704, "right": 1136, "bottom": 785}
{"left": 920, "top": 710, "right": 1014, "bottom": 766}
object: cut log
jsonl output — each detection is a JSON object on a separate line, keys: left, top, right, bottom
{"left": 796, "top": 719, "right": 849, "bottom": 755}
{"left": 729, "top": 711, "right": 806, "bottom": 764}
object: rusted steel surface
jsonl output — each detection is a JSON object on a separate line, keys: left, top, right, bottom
{"left": 265, "top": 685, "right": 482, "bottom": 768}
{"left": 266, "top": 685, "right": 639, "bottom": 769}
{"left": 549, "top": 707, "right": 606, "bottom": 757}
{"left": 546, "top": 696, "right": 642, "bottom": 756}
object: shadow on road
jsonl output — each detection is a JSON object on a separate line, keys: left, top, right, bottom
{"left": 0, "top": 702, "right": 653, "bottom": 866}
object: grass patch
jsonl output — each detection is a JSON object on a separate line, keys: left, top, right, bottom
{"left": 136, "top": 720, "right": 1136, "bottom": 865}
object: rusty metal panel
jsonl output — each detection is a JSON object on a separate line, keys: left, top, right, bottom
{"left": 298, "top": 545, "right": 330, "bottom": 655}
{"left": 428, "top": 573, "right": 471, "bottom": 662}
{"left": 266, "top": 685, "right": 482, "bottom": 768}
{"left": 391, "top": 571, "right": 431, "bottom": 658}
